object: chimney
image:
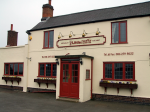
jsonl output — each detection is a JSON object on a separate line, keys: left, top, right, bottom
{"left": 41, "top": 0, "right": 54, "bottom": 21}
{"left": 7, "top": 24, "right": 18, "bottom": 46}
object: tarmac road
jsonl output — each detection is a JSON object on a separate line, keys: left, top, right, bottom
{"left": 0, "top": 88, "right": 150, "bottom": 112}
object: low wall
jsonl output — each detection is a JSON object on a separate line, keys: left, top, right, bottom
{"left": 27, "top": 87, "right": 56, "bottom": 93}
{"left": 92, "top": 94, "right": 150, "bottom": 105}
{"left": 0, "top": 85, "right": 23, "bottom": 91}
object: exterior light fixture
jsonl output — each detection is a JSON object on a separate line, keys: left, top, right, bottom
{"left": 56, "top": 58, "right": 59, "bottom": 65}
{"left": 96, "top": 28, "right": 100, "bottom": 35}
{"left": 58, "top": 32, "right": 64, "bottom": 39}
{"left": 80, "top": 58, "right": 83, "bottom": 65}
{"left": 82, "top": 30, "right": 87, "bottom": 37}
{"left": 26, "top": 57, "right": 31, "bottom": 61}
{"left": 69, "top": 31, "right": 75, "bottom": 38}
{"left": 29, "top": 36, "right": 32, "bottom": 41}
{"left": 82, "top": 52, "right": 86, "bottom": 55}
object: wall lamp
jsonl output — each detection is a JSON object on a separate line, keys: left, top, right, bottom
{"left": 82, "top": 30, "right": 87, "bottom": 37}
{"left": 69, "top": 31, "right": 75, "bottom": 38}
{"left": 58, "top": 32, "right": 64, "bottom": 39}
{"left": 29, "top": 36, "right": 32, "bottom": 41}
{"left": 56, "top": 59, "right": 59, "bottom": 65}
{"left": 96, "top": 28, "right": 100, "bottom": 35}
{"left": 26, "top": 57, "right": 31, "bottom": 61}
{"left": 82, "top": 52, "right": 86, "bottom": 55}
{"left": 80, "top": 58, "right": 83, "bottom": 65}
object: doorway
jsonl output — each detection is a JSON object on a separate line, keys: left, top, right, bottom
{"left": 60, "top": 62, "right": 79, "bottom": 99}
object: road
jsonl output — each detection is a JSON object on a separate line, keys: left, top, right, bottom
{"left": 0, "top": 88, "right": 149, "bottom": 112}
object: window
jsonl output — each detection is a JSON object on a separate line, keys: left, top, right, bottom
{"left": 86, "top": 69, "right": 90, "bottom": 80}
{"left": 4, "top": 63, "right": 23, "bottom": 76}
{"left": 39, "top": 63, "right": 57, "bottom": 77}
{"left": 43, "top": 30, "right": 54, "bottom": 48}
{"left": 103, "top": 62, "right": 135, "bottom": 81}
{"left": 111, "top": 21, "right": 127, "bottom": 44}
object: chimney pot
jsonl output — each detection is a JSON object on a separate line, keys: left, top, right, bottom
{"left": 11, "top": 24, "right": 13, "bottom": 31}
{"left": 49, "top": 0, "right": 51, "bottom": 5}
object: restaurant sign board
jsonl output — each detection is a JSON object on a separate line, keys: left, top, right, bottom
{"left": 56, "top": 35, "right": 106, "bottom": 48}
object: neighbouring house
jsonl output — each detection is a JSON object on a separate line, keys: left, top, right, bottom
{"left": 0, "top": 0, "right": 150, "bottom": 103}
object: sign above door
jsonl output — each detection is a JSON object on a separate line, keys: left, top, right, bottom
{"left": 56, "top": 35, "right": 106, "bottom": 48}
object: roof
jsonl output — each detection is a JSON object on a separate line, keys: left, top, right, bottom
{"left": 27, "top": 1, "right": 150, "bottom": 34}
{"left": 55, "top": 55, "right": 94, "bottom": 59}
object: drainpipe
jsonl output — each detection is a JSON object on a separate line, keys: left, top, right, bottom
{"left": 91, "top": 59, "right": 93, "bottom": 99}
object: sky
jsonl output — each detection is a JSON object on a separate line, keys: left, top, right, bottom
{"left": 0, "top": 0, "right": 149, "bottom": 47}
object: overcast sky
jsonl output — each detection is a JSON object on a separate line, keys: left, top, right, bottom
{"left": 0, "top": 0, "right": 149, "bottom": 47}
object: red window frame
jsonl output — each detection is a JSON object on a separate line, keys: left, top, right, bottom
{"left": 43, "top": 30, "right": 54, "bottom": 49}
{"left": 102, "top": 62, "right": 135, "bottom": 81}
{"left": 111, "top": 21, "right": 127, "bottom": 44}
{"left": 4, "top": 63, "right": 24, "bottom": 76}
{"left": 86, "top": 69, "right": 90, "bottom": 80}
{"left": 38, "top": 63, "right": 57, "bottom": 78}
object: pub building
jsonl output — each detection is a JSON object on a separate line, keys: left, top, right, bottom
{"left": 0, "top": 0, "right": 150, "bottom": 104}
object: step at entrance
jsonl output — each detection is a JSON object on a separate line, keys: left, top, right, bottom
{"left": 58, "top": 97, "right": 79, "bottom": 102}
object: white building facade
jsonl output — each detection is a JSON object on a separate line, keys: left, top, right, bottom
{"left": 0, "top": 1, "right": 150, "bottom": 103}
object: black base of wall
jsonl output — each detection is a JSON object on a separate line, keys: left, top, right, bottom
{"left": 92, "top": 94, "right": 150, "bottom": 105}
{"left": 27, "top": 87, "right": 56, "bottom": 93}
{"left": 0, "top": 85, "right": 23, "bottom": 91}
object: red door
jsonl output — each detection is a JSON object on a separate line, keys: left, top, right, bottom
{"left": 60, "top": 62, "right": 79, "bottom": 99}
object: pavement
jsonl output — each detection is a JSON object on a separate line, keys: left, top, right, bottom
{"left": 0, "top": 88, "right": 150, "bottom": 112}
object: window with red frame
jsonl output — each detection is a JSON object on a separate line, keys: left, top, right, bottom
{"left": 103, "top": 62, "right": 135, "bottom": 81}
{"left": 39, "top": 63, "right": 57, "bottom": 77}
{"left": 86, "top": 69, "right": 90, "bottom": 80}
{"left": 43, "top": 30, "right": 54, "bottom": 48}
{"left": 111, "top": 21, "right": 127, "bottom": 44}
{"left": 4, "top": 63, "right": 23, "bottom": 76}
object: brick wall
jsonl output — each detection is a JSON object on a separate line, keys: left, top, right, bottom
{"left": 7, "top": 30, "right": 18, "bottom": 46}
{"left": 92, "top": 94, "right": 150, "bottom": 105}
{"left": 42, "top": 7, "right": 53, "bottom": 18}
{"left": 0, "top": 85, "right": 23, "bottom": 91}
{"left": 27, "top": 87, "right": 56, "bottom": 93}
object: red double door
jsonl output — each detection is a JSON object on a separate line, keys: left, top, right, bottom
{"left": 60, "top": 62, "right": 79, "bottom": 99}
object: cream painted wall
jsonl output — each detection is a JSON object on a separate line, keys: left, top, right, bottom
{"left": 0, "top": 16, "right": 149, "bottom": 102}
{"left": 27, "top": 53, "right": 56, "bottom": 90}
{"left": 23, "top": 44, "right": 29, "bottom": 92}
{"left": 0, "top": 46, "right": 26, "bottom": 88}
{"left": 27, "top": 16, "right": 150, "bottom": 100}
{"left": 82, "top": 58, "right": 91, "bottom": 102}
{"left": 56, "top": 59, "right": 60, "bottom": 99}
{"left": 29, "top": 17, "right": 150, "bottom": 52}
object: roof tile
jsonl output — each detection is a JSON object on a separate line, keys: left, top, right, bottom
{"left": 29, "top": 1, "right": 150, "bottom": 32}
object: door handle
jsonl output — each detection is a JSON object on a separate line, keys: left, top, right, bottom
{"left": 68, "top": 74, "right": 70, "bottom": 79}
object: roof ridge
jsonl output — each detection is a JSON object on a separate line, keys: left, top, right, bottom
{"left": 27, "top": 1, "right": 150, "bottom": 33}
